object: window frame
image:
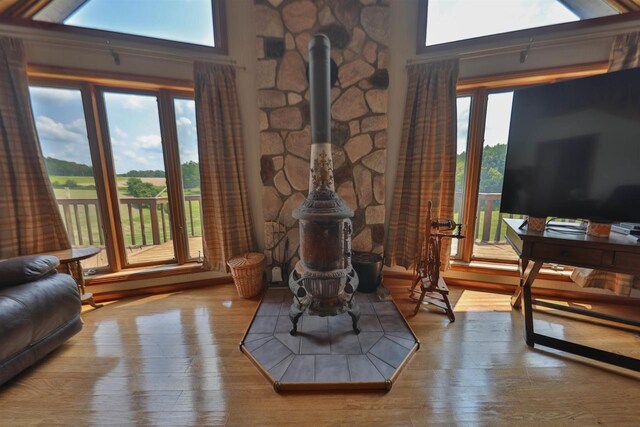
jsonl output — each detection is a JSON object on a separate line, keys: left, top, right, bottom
{"left": 416, "top": 0, "right": 640, "bottom": 56}
{"left": 28, "top": 67, "right": 200, "bottom": 274}
{"left": 1, "top": 0, "right": 227, "bottom": 54}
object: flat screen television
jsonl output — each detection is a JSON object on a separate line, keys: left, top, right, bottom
{"left": 500, "top": 67, "right": 640, "bottom": 223}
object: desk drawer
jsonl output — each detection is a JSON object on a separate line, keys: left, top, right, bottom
{"left": 614, "top": 252, "right": 640, "bottom": 271}
{"left": 531, "top": 243, "right": 603, "bottom": 266}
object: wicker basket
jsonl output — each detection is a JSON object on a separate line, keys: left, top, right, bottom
{"left": 227, "top": 252, "right": 265, "bottom": 298}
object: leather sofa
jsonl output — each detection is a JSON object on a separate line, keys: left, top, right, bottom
{"left": 0, "top": 255, "right": 83, "bottom": 386}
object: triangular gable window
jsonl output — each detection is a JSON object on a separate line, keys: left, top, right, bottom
{"left": 33, "top": 0, "right": 216, "bottom": 47}
{"left": 424, "top": 0, "right": 619, "bottom": 47}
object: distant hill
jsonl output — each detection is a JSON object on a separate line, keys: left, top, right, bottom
{"left": 45, "top": 157, "right": 93, "bottom": 176}
{"left": 118, "top": 169, "right": 165, "bottom": 178}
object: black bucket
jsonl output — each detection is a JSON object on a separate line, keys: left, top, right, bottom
{"left": 352, "top": 252, "right": 383, "bottom": 293}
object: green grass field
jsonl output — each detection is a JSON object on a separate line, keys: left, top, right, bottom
{"left": 49, "top": 175, "right": 97, "bottom": 185}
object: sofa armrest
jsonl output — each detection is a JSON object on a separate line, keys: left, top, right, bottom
{"left": 0, "top": 255, "right": 60, "bottom": 289}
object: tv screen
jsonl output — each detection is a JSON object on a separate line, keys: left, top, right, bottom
{"left": 500, "top": 68, "right": 640, "bottom": 223}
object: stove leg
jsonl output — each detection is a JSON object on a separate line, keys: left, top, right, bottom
{"left": 290, "top": 311, "right": 303, "bottom": 336}
{"left": 347, "top": 308, "right": 360, "bottom": 335}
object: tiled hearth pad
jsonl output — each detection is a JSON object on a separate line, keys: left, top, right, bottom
{"left": 240, "top": 288, "right": 419, "bottom": 392}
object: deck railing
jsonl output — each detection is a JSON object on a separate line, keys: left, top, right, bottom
{"left": 56, "top": 195, "right": 202, "bottom": 248}
{"left": 454, "top": 192, "right": 524, "bottom": 244}
{"left": 59, "top": 192, "right": 532, "bottom": 249}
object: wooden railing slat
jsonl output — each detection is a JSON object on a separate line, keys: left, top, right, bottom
{"left": 138, "top": 204, "right": 147, "bottom": 246}
{"left": 160, "top": 202, "right": 168, "bottom": 242}
{"left": 188, "top": 200, "right": 195, "bottom": 237}
{"left": 127, "top": 202, "right": 135, "bottom": 246}
{"left": 73, "top": 203, "right": 83, "bottom": 246}
{"left": 84, "top": 203, "right": 94, "bottom": 245}
{"left": 149, "top": 199, "right": 160, "bottom": 245}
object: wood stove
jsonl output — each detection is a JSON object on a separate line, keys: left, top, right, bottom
{"left": 288, "top": 34, "right": 360, "bottom": 335}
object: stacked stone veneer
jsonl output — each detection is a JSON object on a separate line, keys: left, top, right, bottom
{"left": 256, "top": 0, "right": 389, "bottom": 273}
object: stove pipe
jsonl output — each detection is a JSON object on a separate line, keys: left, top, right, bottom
{"left": 288, "top": 34, "right": 360, "bottom": 336}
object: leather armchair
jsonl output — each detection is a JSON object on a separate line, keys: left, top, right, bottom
{"left": 0, "top": 255, "right": 83, "bottom": 386}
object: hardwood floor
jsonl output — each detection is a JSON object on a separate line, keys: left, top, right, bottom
{"left": 1, "top": 279, "right": 639, "bottom": 426}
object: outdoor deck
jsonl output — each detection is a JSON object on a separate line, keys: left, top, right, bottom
{"left": 127, "top": 236, "right": 203, "bottom": 264}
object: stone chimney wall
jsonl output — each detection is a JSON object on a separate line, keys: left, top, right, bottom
{"left": 256, "top": 0, "right": 389, "bottom": 272}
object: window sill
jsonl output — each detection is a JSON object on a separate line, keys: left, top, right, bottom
{"left": 86, "top": 262, "right": 212, "bottom": 285}
{"left": 449, "top": 259, "right": 573, "bottom": 282}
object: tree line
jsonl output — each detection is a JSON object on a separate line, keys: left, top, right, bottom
{"left": 456, "top": 143, "right": 507, "bottom": 193}
{"left": 45, "top": 157, "right": 201, "bottom": 189}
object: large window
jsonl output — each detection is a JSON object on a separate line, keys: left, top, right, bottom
{"left": 451, "top": 96, "right": 471, "bottom": 258}
{"left": 29, "top": 80, "right": 200, "bottom": 273}
{"left": 425, "top": 0, "right": 580, "bottom": 46}
{"left": 471, "top": 91, "right": 519, "bottom": 261}
{"left": 30, "top": 86, "right": 108, "bottom": 270}
{"left": 4, "top": 0, "right": 226, "bottom": 53}
{"left": 103, "top": 91, "right": 175, "bottom": 265}
{"left": 452, "top": 66, "right": 607, "bottom": 264}
{"left": 174, "top": 98, "right": 203, "bottom": 261}
{"left": 419, "top": 0, "right": 621, "bottom": 52}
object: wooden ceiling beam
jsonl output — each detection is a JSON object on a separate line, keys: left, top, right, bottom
{"left": 1, "top": 0, "right": 53, "bottom": 18}
{"left": 606, "top": 0, "right": 640, "bottom": 13}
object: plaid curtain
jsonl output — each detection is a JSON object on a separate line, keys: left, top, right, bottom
{"left": 571, "top": 32, "right": 640, "bottom": 296}
{"left": 608, "top": 31, "right": 640, "bottom": 71}
{"left": 194, "top": 62, "right": 257, "bottom": 272}
{"left": 0, "top": 37, "right": 70, "bottom": 259}
{"left": 384, "top": 59, "right": 459, "bottom": 269}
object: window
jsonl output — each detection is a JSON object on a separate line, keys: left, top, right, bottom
{"left": 10, "top": 0, "right": 227, "bottom": 52}
{"left": 452, "top": 96, "right": 471, "bottom": 258}
{"left": 103, "top": 91, "right": 175, "bottom": 265}
{"left": 174, "top": 98, "right": 203, "bottom": 261}
{"left": 451, "top": 66, "right": 607, "bottom": 264}
{"left": 471, "top": 91, "right": 520, "bottom": 261}
{"left": 30, "top": 85, "right": 109, "bottom": 270}
{"left": 418, "top": 0, "right": 620, "bottom": 52}
{"left": 28, "top": 79, "right": 201, "bottom": 273}
{"left": 425, "top": 0, "right": 580, "bottom": 46}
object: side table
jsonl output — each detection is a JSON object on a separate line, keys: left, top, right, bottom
{"left": 40, "top": 247, "right": 103, "bottom": 308}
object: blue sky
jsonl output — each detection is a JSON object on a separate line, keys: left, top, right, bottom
{"left": 65, "top": 0, "right": 214, "bottom": 47}
{"left": 426, "top": 0, "right": 578, "bottom": 46}
{"left": 30, "top": 87, "right": 198, "bottom": 174}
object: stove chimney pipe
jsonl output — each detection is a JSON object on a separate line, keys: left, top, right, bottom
{"left": 288, "top": 34, "right": 360, "bottom": 336}
{"left": 308, "top": 34, "right": 334, "bottom": 192}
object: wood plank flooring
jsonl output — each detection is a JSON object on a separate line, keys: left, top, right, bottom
{"left": 1, "top": 279, "right": 639, "bottom": 426}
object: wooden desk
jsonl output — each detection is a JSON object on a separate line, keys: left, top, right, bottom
{"left": 504, "top": 218, "right": 640, "bottom": 371}
{"left": 41, "top": 247, "right": 103, "bottom": 309}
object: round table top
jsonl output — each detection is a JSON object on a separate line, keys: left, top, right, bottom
{"left": 39, "top": 247, "right": 101, "bottom": 263}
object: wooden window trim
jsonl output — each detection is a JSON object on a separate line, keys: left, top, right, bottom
{"left": 1, "top": 0, "right": 227, "bottom": 54}
{"left": 28, "top": 64, "right": 194, "bottom": 93}
{"left": 416, "top": 0, "right": 640, "bottom": 55}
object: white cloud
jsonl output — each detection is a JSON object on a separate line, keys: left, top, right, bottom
{"left": 67, "top": 118, "right": 87, "bottom": 134}
{"left": 113, "top": 126, "right": 129, "bottom": 139}
{"left": 30, "top": 87, "right": 78, "bottom": 104}
{"left": 35, "top": 115, "right": 86, "bottom": 145}
{"left": 123, "top": 149, "right": 149, "bottom": 165}
{"left": 106, "top": 93, "right": 156, "bottom": 111}
{"left": 176, "top": 116, "right": 192, "bottom": 126}
{"left": 136, "top": 134, "right": 162, "bottom": 148}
